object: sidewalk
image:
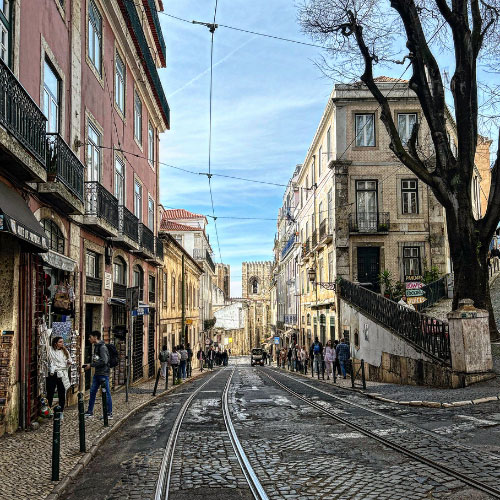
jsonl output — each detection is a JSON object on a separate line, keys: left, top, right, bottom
{"left": 0, "top": 369, "right": 209, "bottom": 500}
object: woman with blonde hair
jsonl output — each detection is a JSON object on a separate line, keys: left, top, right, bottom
{"left": 46, "top": 336, "right": 72, "bottom": 419}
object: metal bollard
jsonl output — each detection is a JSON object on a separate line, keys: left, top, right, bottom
{"left": 78, "top": 392, "right": 86, "bottom": 453}
{"left": 153, "top": 367, "right": 161, "bottom": 396}
{"left": 51, "top": 405, "right": 62, "bottom": 481}
{"left": 101, "top": 382, "right": 108, "bottom": 427}
{"left": 165, "top": 366, "right": 169, "bottom": 390}
{"left": 350, "top": 361, "right": 355, "bottom": 388}
{"left": 361, "top": 359, "right": 366, "bottom": 390}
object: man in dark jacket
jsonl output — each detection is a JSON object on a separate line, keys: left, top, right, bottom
{"left": 311, "top": 337, "right": 324, "bottom": 379}
{"left": 336, "top": 338, "right": 351, "bottom": 379}
{"left": 84, "top": 331, "right": 112, "bottom": 418}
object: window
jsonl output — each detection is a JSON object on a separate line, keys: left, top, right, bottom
{"left": 88, "top": 0, "right": 102, "bottom": 75}
{"left": 42, "top": 218, "right": 64, "bottom": 254}
{"left": 134, "top": 90, "right": 142, "bottom": 143}
{"left": 86, "top": 251, "right": 99, "bottom": 278}
{"left": 134, "top": 180, "right": 142, "bottom": 220}
{"left": 87, "top": 123, "right": 101, "bottom": 181}
{"left": 355, "top": 114, "right": 375, "bottom": 147}
{"left": 133, "top": 265, "right": 144, "bottom": 301}
{"left": 43, "top": 60, "right": 60, "bottom": 133}
{"left": 319, "top": 201, "right": 324, "bottom": 224}
{"left": 327, "top": 189, "right": 333, "bottom": 231}
{"left": 114, "top": 156, "right": 125, "bottom": 205}
{"left": 174, "top": 234, "right": 182, "bottom": 246}
{"left": 149, "top": 275, "right": 155, "bottom": 302}
{"left": 113, "top": 257, "right": 126, "bottom": 285}
{"left": 0, "top": 0, "right": 10, "bottom": 64}
{"left": 326, "top": 126, "right": 331, "bottom": 159}
{"left": 115, "top": 51, "right": 125, "bottom": 113}
{"left": 162, "top": 271, "right": 168, "bottom": 305}
{"left": 171, "top": 275, "right": 176, "bottom": 307}
{"left": 148, "top": 196, "right": 154, "bottom": 230}
{"left": 401, "top": 179, "right": 418, "bottom": 214}
{"left": 307, "top": 314, "right": 311, "bottom": 326}
{"left": 398, "top": 113, "right": 417, "bottom": 145}
{"left": 403, "top": 247, "right": 421, "bottom": 278}
{"left": 318, "top": 257, "right": 324, "bottom": 283}
{"left": 251, "top": 278, "right": 258, "bottom": 295}
{"left": 148, "top": 122, "right": 154, "bottom": 165}
{"left": 328, "top": 251, "right": 333, "bottom": 281}
{"left": 356, "top": 180, "right": 378, "bottom": 231}
{"left": 318, "top": 146, "right": 322, "bottom": 178}
{"left": 330, "top": 316, "right": 335, "bottom": 341}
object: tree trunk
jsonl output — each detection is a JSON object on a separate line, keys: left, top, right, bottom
{"left": 446, "top": 206, "right": 499, "bottom": 341}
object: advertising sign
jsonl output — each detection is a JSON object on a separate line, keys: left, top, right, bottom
{"left": 406, "top": 289, "right": 426, "bottom": 297}
{"left": 406, "top": 296, "right": 427, "bottom": 305}
{"left": 274, "top": 336, "right": 280, "bottom": 345}
{"left": 405, "top": 281, "right": 424, "bottom": 290}
{"left": 405, "top": 274, "right": 423, "bottom": 282}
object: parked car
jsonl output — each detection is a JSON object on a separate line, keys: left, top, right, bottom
{"left": 251, "top": 348, "right": 264, "bottom": 366}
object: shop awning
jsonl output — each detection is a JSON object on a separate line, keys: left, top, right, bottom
{"left": 0, "top": 182, "right": 48, "bottom": 252}
{"left": 40, "top": 250, "right": 76, "bottom": 271}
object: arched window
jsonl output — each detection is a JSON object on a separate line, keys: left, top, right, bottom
{"left": 249, "top": 277, "right": 259, "bottom": 295}
{"left": 113, "top": 256, "right": 127, "bottom": 285}
{"left": 41, "top": 218, "right": 64, "bottom": 254}
{"left": 133, "top": 264, "right": 144, "bottom": 301}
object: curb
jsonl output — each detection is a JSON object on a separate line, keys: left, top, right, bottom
{"left": 45, "top": 369, "right": 210, "bottom": 500}
{"left": 272, "top": 366, "right": 500, "bottom": 409}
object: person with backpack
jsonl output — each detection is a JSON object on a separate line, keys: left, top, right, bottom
{"left": 311, "top": 337, "right": 324, "bottom": 379}
{"left": 186, "top": 343, "right": 193, "bottom": 377}
{"left": 336, "top": 338, "right": 351, "bottom": 379}
{"left": 179, "top": 344, "right": 188, "bottom": 379}
{"left": 170, "top": 347, "right": 180, "bottom": 384}
{"left": 84, "top": 331, "right": 113, "bottom": 419}
{"left": 159, "top": 345, "right": 170, "bottom": 379}
{"left": 197, "top": 346, "right": 205, "bottom": 371}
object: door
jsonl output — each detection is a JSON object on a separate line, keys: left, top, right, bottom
{"left": 357, "top": 247, "right": 380, "bottom": 292}
{"left": 84, "top": 305, "right": 94, "bottom": 390}
{"left": 356, "top": 180, "right": 378, "bottom": 231}
{"left": 147, "top": 310, "right": 155, "bottom": 377}
{"left": 132, "top": 316, "right": 144, "bottom": 381}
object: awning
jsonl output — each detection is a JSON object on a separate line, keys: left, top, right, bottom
{"left": 0, "top": 182, "right": 48, "bottom": 252}
{"left": 40, "top": 250, "right": 76, "bottom": 271}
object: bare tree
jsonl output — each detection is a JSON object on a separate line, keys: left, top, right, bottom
{"left": 299, "top": 0, "right": 500, "bottom": 339}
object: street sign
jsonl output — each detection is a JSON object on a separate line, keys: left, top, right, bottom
{"left": 185, "top": 319, "right": 193, "bottom": 325}
{"left": 228, "top": 337, "right": 233, "bottom": 343}
{"left": 405, "top": 281, "right": 424, "bottom": 290}
{"left": 131, "top": 306, "right": 149, "bottom": 316}
{"left": 406, "top": 296, "right": 427, "bottom": 305}
{"left": 274, "top": 336, "right": 280, "bottom": 345}
{"left": 405, "top": 274, "right": 423, "bottom": 282}
{"left": 205, "top": 339, "right": 210, "bottom": 346}
{"left": 406, "top": 289, "right": 426, "bottom": 297}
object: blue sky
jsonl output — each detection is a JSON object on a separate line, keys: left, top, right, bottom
{"left": 156, "top": 0, "right": 331, "bottom": 297}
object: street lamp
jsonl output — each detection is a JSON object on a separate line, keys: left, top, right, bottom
{"left": 307, "top": 266, "right": 316, "bottom": 283}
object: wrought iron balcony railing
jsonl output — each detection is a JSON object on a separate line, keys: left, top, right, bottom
{"left": 193, "top": 248, "right": 216, "bottom": 273}
{"left": 139, "top": 223, "right": 155, "bottom": 254}
{"left": 349, "top": 212, "right": 390, "bottom": 233}
{"left": 84, "top": 182, "right": 119, "bottom": 228}
{"left": 319, "top": 219, "right": 333, "bottom": 240}
{"left": 113, "top": 282, "right": 126, "bottom": 299}
{"left": 281, "top": 233, "right": 296, "bottom": 258}
{"left": 0, "top": 58, "right": 47, "bottom": 166}
{"left": 118, "top": 205, "right": 139, "bottom": 242}
{"left": 312, "top": 230, "right": 318, "bottom": 248}
{"left": 155, "top": 236, "right": 164, "bottom": 260}
{"left": 149, "top": 289, "right": 155, "bottom": 303}
{"left": 86, "top": 276, "right": 102, "bottom": 296}
{"left": 46, "top": 133, "right": 84, "bottom": 201}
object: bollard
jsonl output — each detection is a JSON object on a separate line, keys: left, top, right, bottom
{"left": 350, "top": 361, "right": 355, "bottom": 388}
{"left": 51, "top": 405, "right": 61, "bottom": 481}
{"left": 78, "top": 392, "right": 86, "bottom": 453}
{"left": 101, "top": 382, "right": 109, "bottom": 427}
{"left": 361, "top": 359, "right": 367, "bottom": 390}
{"left": 153, "top": 367, "right": 161, "bottom": 396}
{"left": 165, "top": 365, "right": 169, "bottom": 390}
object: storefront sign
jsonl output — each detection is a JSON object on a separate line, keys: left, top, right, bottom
{"left": 274, "top": 336, "right": 280, "bottom": 344}
{"left": 132, "top": 306, "right": 149, "bottom": 316}
{"left": 406, "top": 289, "right": 425, "bottom": 297}
{"left": 405, "top": 274, "right": 423, "bottom": 282}
{"left": 9, "top": 219, "right": 48, "bottom": 250}
{"left": 406, "top": 296, "right": 427, "bottom": 305}
{"left": 40, "top": 250, "right": 76, "bottom": 272}
{"left": 405, "top": 281, "right": 424, "bottom": 290}
{"left": 185, "top": 319, "right": 193, "bottom": 325}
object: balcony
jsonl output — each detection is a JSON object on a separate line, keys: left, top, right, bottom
{"left": 149, "top": 289, "right": 155, "bottom": 304}
{"left": 112, "top": 205, "right": 139, "bottom": 250}
{"left": 312, "top": 230, "right": 318, "bottom": 248}
{"left": 86, "top": 276, "right": 102, "bottom": 296}
{"left": 138, "top": 223, "right": 155, "bottom": 258}
{"left": 349, "top": 212, "right": 390, "bottom": 233}
{"left": 113, "top": 283, "right": 126, "bottom": 299}
{"left": 155, "top": 236, "right": 164, "bottom": 262}
{"left": 284, "top": 314, "right": 297, "bottom": 325}
{"left": 0, "top": 58, "right": 47, "bottom": 182}
{"left": 281, "top": 233, "right": 296, "bottom": 259}
{"left": 38, "top": 133, "right": 84, "bottom": 214}
{"left": 302, "top": 240, "right": 310, "bottom": 260}
{"left": 319, "top": 219, "right": 333, "bottom": 244}
{"left": 193, "top": 248, "right": 216, "bottom": 273}
{"left": 83, "top": 182, "right": 119, "bottom": 237}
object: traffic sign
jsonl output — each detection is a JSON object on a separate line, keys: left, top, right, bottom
{"left": 274, "top": 336, "right": 280, "bottom": 345}
{"left": 405, "top": 281, "right": 424, "bottom": 290}
{"left": 228, "top": 337, "right": 233, "bottom": 343}
{"left": 406, "top": 296, "right": 427, "bottom": 305}
{"left": 205, "top": 339, "right": 210, "bottom": 345}
{"left": 406, "top": 289, "right": 426, "bottom": 297}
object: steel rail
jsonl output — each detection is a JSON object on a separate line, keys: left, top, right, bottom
{"left": 154, "top": 370, "right": 222, "bottom": 500}
{"left": 262, "top": 370, "right": 500, "bottom": 500}
{"left": 222, "top": 369, "right": 269, "bottom": 500}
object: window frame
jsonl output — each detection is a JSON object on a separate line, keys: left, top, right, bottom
{"left": 148, "top": 195, "right": 154, "bottom": 231}
{"left": 134, "top": 90, "right": 142, "bottom": 145}
{"left": 355, "top": 113, "right": 376, "bottom": 147}
{"left": 326, "top": 126, "right": 331, "bottom": 160}
{"left": 86, "top": 250, "right": 99, "bottom": 278}
{"left": 41, "top": 218, "right": 65, "bottom": 254}
{"left": 0, "top": 0, "right": 11, "bottom": 66}
{"left": 134, "top": 179, "right": 142, "bottom": 221}
{"left": 171, "top": 274, "right": 176, "bottom": 307}
{"left": 43, "top": 59, "right": 60, "bottom": 133}
{"left": 114, "top": 155, "right": 125, "bottom": 205}
{"left": 318, "top": 146, "right": 322, "bottom": 178}
{"left": 148, "top": 121, "right": 154, "bottom": 166}
{"left": 86, "top": 122, "right": 102, "bottom": 182}
{"left": 401, "top": 179, "right": 419, "bottom": 215}
{"left": 162, "top": 271, "right": 168, "bottom": 305}
{"left": 397, "top": 112, "right": 418, "bottom": 146}
{"left": 113, "top": 256, "right": 126, "bottom": 285}
{"left": 403, "top": 246, "right": 421, "bottom": 278}
{"left": 114, "top": 50, "right": 125, "bottom": 115}
{"left": 88, "top": 0, "right": 102, "bottom": 76}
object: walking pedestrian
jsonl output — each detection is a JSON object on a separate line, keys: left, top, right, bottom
{"left": 222, "top": 349, "right": 228, "bottom": 366}
{"left": 46, "top": 336, "right": 72, "bottom": 419}
{"left": 197, "top": 346, "right": 205, "bottom": 371}
{"left": 179, "top": 344, "right": 188, "bottom": 379}
{"left": 287, "top": 346, "right": 292, "bottom": 370}
{"left": 336, "top": 338, "right": 351, "bottom": 379}
{"left": 159, "top": 345, "right": 170, "bottom": 379}
{"left": 311, "top": 337, "right": 324, "bottom": 379}
{"left": 324, "top": 340, "right": 336, "bottom": 381}
{"left": 84, "top": 331, "right": 113, "bottom": 419}
{"left": 333, "top": 340, "right": 342, "bottom": 376}
{"left": 300, "top": 345, "right": 308, "bottom": 375}
{"left": 291, "top": 344, "right": 298, "bottom": 372}
{"left": 207, "top": 347, "right": 215, "bottom": 370}
{"left": 186, "top": 343, "right": 193, "bottom": 377}
{"left": 262, "top": 349, "right": 267, "bottom": 366}
{"left": 170, "top": 347, "right": 180, "bottom": 383}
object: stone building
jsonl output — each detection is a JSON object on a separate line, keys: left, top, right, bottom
{"left": 215, "top": 263, "right": 230, "bottom": 300}
{"left": 213, "top": 302, "right": 247, "bottom": 355}
{"left": 0, "top": 0, "right": 168, "bottom": 435}
{"left": 241, "top": 261, "right": 272, "bottom": 347}
{"left": 158, "top": 234, "right": 203, "bottom": 351}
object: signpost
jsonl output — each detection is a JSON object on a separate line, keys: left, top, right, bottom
{"left": 405, "top": 275, "right": 426, "bottom": 307}
{"left": 406, "top": 289, "right": 426, "bottom": 297}
{"left": 406, "top": 296, "right": 427, "bottom": 305}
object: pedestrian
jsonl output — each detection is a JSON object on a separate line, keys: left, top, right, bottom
{"left": 336, "top": 338, "right": 351, "bottom": 379}
{"left": 179, "top": 344, "right": 188, "bottom": 379}
{"left": 207, "top": 347, "right": 215, "bottom": 370}
{"left": 291, "top": 344, "right": 298, "bottom": 372}
{"left": 311, "top": 337, "right": 324, "bottom": 379}
{"left": 398, "top": 295, "right": 416, "bottom": 311}
{"left": 262, "top": 349, "right": 267, "bottom": 365}
{"left": 46, "top": 336, "right": 72, "bottom": 419}
{"left": 222, "top": 349, "right": 228, "bottom": 366}
{"left": 197, "top": 345, "right": 205, "bottom": 371}
{"left": 170, "top": 347, "right": 180, "bottom": 383}
{"left": 186, "top": 343, "right": 193, "bottom": 377}
{"left": 324, "top": 340, "right": 336, "bottom": 381}
{"left": 159, "top": 344, "right": 170, "bottom": 379}
{"left": 287, "top": 346, "right": 292, "bottom": 370}
{"left": 300, "top": 345, "right": 308, "bottom": 375}
{"left": 333, "top": 340, "right": 342, "bottom": 375}
{"left": 84, "top": 331, "right": 113, "bottom": 419}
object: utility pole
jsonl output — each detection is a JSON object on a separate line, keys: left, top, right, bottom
{"left": 181, "top": 254, "right": 186, "bottom": 346}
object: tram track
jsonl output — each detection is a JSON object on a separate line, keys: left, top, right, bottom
{"left": 154, "top": 367, "right": 268, "bottom": 500}
{"left": 262, "top": 368, "right": 500, "bottom": 499}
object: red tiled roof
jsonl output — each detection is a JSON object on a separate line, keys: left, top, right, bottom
{"left": 162, "top": 208, "right": 207, "bottom": 221}
{"left": 160, "top": 220, "right": 203, "bottom": 232}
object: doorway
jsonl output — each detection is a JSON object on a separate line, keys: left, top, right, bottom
{"left": 357, "top": 247, "right": 380, "bottom": 292}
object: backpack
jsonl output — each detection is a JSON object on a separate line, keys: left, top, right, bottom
{"left": 159, "top": 350, "right": 169, "bottom": 363}
{"left": 313, "top": 343, "right": 321, "bottom": 355}
{"left": 106, "top": 343, "right": 119, "bottom": 368}
{"left": 180, "top": 350, "right": 188, "bottom": 361}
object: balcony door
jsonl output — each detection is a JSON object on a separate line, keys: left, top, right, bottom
{"left": 356, "top": 180, "right": 378, "bottom": 231}
{"left": 357, "top": 247, "right": 380, "bottom": 292}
